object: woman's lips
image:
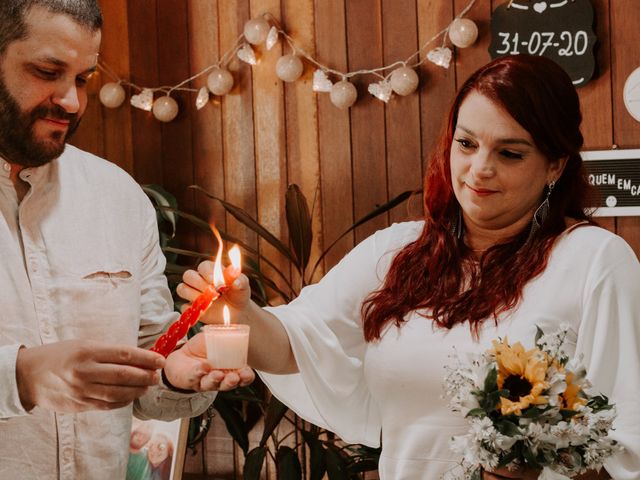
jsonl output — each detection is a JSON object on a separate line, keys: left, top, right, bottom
{"left": 466, "top": 184, "right": 498, "bottom": 196}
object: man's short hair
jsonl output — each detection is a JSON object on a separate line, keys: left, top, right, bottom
{"left": 0, "top": 0, "right": 102, "bottom": 54}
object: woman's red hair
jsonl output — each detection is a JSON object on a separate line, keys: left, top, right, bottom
{"left": 362, "top": 54, "right": 594, "bottom": 341}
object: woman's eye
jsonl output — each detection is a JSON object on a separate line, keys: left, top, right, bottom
{"left": 455, "top": 138, "right": 475, "bottom": 150}
{"left": 500, "top": 150, "right": 524, "bottom": 160}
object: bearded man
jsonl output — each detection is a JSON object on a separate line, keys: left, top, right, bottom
{"left": 0, "top": 2, "right": 253, "bottom": 478}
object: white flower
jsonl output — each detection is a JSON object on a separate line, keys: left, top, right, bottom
{"left": 587, "top": 408, "right": 617, "bottom": 434}
{"left": 539, "top": 466, "right": 571, "bottom": 480}
{"left": 549, "top": 421, "right": 588, "bottom": 449}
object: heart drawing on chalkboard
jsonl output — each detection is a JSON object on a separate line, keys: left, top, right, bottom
{"left": 533, "top": 2, "right": 548, "bottom": 13}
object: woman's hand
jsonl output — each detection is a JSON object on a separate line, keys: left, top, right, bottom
{"left": 483, "top": 467, "right": 611, "bottom": 480}
{"left": 163, "top": 333, "right": 255, "bottom": 392}
{"left": 177, "top": 261, "right": 252, "bottom": 324}
{"left": 483, "top": 467, "right": 539, "bottom": 480}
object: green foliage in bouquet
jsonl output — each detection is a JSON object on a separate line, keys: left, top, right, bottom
{"left": 144, "top": 183, "right": 415, "bottom": 479}
{"left": 443, "top": 326, "right": 621, "bottom": 480}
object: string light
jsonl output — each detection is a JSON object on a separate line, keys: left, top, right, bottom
{"left": 98, "top": 0, "right": 478, "bottom": 120}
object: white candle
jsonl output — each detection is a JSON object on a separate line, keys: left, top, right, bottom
{"left": 203, "top": 306, "right": 250, "bottom": 370}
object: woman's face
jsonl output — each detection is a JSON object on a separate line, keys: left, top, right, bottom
{"left": 147, "top": 434, "right": 171, "bottom": 467}
{"left": 450, "top": 92, "right": 565, "bottom": 233}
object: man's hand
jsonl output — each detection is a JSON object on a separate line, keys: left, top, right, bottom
{"left": 163, "top": 333, "right": 255, "bottom": 392}
{"left": 16, "top": 340, "right": 165, "bottom": 413}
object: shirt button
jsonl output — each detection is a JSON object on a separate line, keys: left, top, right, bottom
{"left": 2, "top": 162, "right": 10, "bottom": 172}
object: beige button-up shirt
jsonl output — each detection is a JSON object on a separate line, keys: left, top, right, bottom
{"left": 0, "top": 145, "right": 215, "bottom": 479}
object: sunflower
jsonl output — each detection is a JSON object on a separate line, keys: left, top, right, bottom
{"left": 561, "top": 371, "right": 587, "bottom": 410}
{"left": 491, "top": 338, "right": 549, "bottom": 416}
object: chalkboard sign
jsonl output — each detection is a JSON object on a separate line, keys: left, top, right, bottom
{"left": 489, "top": 0, "right": 597, "bottom": 87}
{"left": 582, "top": 149, "right": 640, "bottom": 216}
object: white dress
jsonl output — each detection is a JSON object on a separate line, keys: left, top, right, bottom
{"left": 258, "top": 221, "right": 640, "bottom": 480}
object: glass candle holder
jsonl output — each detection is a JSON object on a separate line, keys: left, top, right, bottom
{"left": 203, "top": 324, "right": 250, "bottom": 370}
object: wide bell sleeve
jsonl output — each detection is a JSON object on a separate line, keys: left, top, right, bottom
{"left": 258, "top": 221, "right": 423, "bottom": 446}
{"left": 576, "top": 234, "right": 640, "bottom": 480}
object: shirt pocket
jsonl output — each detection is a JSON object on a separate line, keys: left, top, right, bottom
{"left": 51, "top": 263, "right": 141, "bottom": 345}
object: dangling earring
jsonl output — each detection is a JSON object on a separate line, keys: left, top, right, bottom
{"left": 450, "top": 205, "right": 463, "bottom": 240}
{"left": 528, "top": 180, "right": 555, "bottom": 240}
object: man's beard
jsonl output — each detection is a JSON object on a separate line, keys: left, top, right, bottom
{"left": 0, "top": 75, "right": 81, "bottom": 168}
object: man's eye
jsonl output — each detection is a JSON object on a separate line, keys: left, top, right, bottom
{"left": 76, "top": 76, "right": 88, "bottom": 86}
{"left": 36, "top": 69, "right": 58, "bottom": 79}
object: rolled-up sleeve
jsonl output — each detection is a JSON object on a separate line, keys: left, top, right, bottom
{"left": 134, "top": 194, "right": 216, "bottom": 420}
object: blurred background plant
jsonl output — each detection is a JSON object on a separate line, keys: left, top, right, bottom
{"left": 143, "top": 183, "right": 416, "bottom": 479}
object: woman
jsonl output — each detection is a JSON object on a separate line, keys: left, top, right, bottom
{"left": 146, "top": 432, "right": 174, "bottom": 480}
{"left": 179, "top": 55, "right": 640, "bottom": 479}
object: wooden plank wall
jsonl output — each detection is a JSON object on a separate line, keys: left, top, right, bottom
{"left": 71, "top": 1, "right": 640, "bottom": 477}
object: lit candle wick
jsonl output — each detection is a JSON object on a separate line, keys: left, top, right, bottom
{"left": 223, "top": 305, "right": 231, "bottom": 327}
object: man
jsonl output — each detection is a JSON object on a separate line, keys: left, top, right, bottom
{"left": 0, "top": 1, "right": 253, "bottom": 478}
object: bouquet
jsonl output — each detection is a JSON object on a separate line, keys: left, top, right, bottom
{"left": 443, "top": 325, "right": 621, "bottom": 480}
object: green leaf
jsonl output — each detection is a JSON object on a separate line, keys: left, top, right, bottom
{"left": 243, "top": 447, "right": 267, "bottom": 480}
{"left": 276, "top": 446, "right": 302, "bottom": 480}
{"left": 259, "top": 396, "right": 290, "bottom": 446}
{"left": 309, "top": 190, "right": 414, "bottom": 278}
{"left": 157, "top": 205, "right": 213, "bottom": 232}
{"left": 484, "top": 366, "right": 498, "bottom": 392}
{"left": 497, "top": 447, "right": 520, "bottom": 467}
{"left": 190, "top": 185, "right": 297, "bottom": 265}
{"left": 494, "top": 418, "right": 521, "bottom": 437}
{"left": 465, "top": 408, "right": 487, "bottom": 418}
{"left": 285, "top": 184, "right": 313, "bottom": 272}
{"left": 535, "top": 325, "right": 544, "bottom": 345}
{"left": 142, "top": 184, "right": 178, "bottom": 232}
{"left": 522, "top": 445, "right": 541, "bottom": 468}
{"left": 213, "top": 395, "right": 249, "bottom": 454}
{"left": 325, "top": 444, "right": 349, "bottom": 480}
{"left": 301, "top": 431, "right": 327, "bottom": 480}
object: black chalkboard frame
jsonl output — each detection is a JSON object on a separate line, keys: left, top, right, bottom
{"left": 582, "top": 149, "right": 640, "bottom": 217}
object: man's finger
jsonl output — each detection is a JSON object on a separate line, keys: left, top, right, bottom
{"left": 89, "top": 363, "right": 160, "bottom": 387}
{"left": 92, "top": 345, "right": 164, "bottom": 369}
{"left": 84, "top": 384, "right": 150, "bottom": 404}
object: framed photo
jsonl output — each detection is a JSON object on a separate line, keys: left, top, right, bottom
{"left": 126, "top": 417, "right": 189, "bottom": 480}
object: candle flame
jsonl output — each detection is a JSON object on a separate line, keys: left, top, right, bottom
{"left": 211, "top": 225, "right": 225, "bottom": 288}
{"left": 223, "top": 305, "right": 230, "bottom": 326}
{"left": 229, "top": 244, "right": 241, "bottom": 271}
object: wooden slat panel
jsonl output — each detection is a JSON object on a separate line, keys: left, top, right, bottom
{"left": 98, "top": 0, "right": 133, "bottom": 173}
{"left": 71, "top": 75, "right": 104, "bottom": 159}
{"left": 282, "top": 0, "right": 323, "bottom": 286}
{"left": 579, "top": 0, "right": 612, "bottom": 150}
{"left": 127, "top": 0, "right": 163, "bottom": 185}
{"left": 346, "top": 0, "right": 388, "bottom": 244}
{"left": 218, "top": 0, "right": 258, "bottom": 251}
{"left": 187, "top": 0, "right": 227, "bottom": 254}
{"left": 382, "top": 0, "right": 423, "bottom": 223}
{"left": 610, "top": 0, "right": 640, "bottom": 257}
{"left": 454, "top": 0, "right": 491, "bottom": 89}
{"left": 316, "top": 0, "right": 354, "bottom": 271}
{"left": 156, "top": 0, "right": 196, "bottom": 248}
{"left": 417, "top": 0, "right": 455, "bottom": 171}
{"left": 251, "top": 0, "right": 290, "bottom": 303}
